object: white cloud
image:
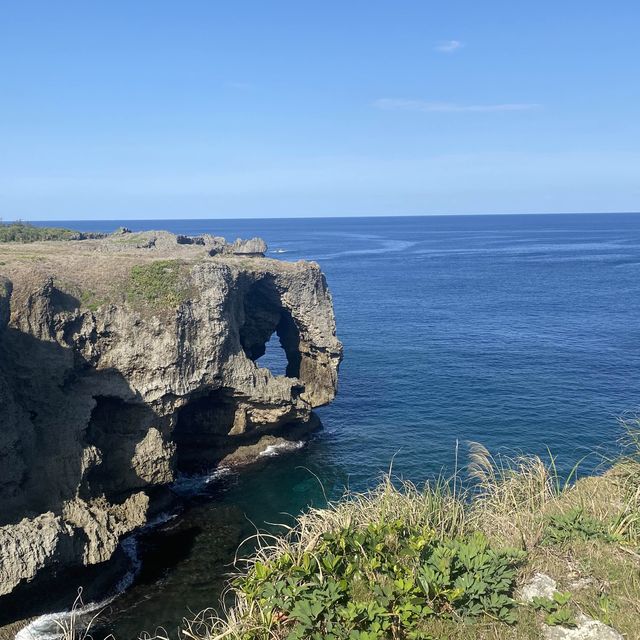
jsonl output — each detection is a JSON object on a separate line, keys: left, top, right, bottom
{"left": 373, "top": 99, "right": 542, "bottom": 113}
{"left": 435, "top": 40, "right": 463, "bottom": 53}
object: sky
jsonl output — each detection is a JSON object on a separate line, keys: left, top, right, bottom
{"left": 0, "top": 1, "right": 639, "bottom": 220}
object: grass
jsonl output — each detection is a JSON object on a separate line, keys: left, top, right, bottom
{"left": 126, "top": 259, "right": 195, "bottom": 309}
{"left": 79, "top": 288, "right": 107, "bottom": 312}
{"left": 173, "top": 421, "right": 640, "bottom": 640}
{"left": 109, "top": 232, "right": 155, "bottom": 247}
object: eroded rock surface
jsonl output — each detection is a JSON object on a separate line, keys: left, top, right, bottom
{"left": 0, "top": 232, "right": 341, "bottom": 607}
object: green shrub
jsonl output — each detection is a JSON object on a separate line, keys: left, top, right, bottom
{"left": 180, "top": 453, "right": 640, "bottom": 640}
{"left": 543, "top": 508, "right": 614, "bottom": 545}
{"left": 0, "top": 222, "right": 82, "bottom": 243}
{"left": 236, "top": 521, "right": 526, "bottom": 639}
{"left": 127, "top": 260, "right": 189, "bottom": 308}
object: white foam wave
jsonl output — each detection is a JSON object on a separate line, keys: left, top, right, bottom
{"left": 16, "top": 612, "right": 81, "bottom": 640}
{"left": 319, "top": 239, "right": 417, "bottom": 260}
{"left": 171, "top": 466, "right": 231, "bottom": 496}
{"left": 15, "top": 534, "right": 141, "bottom": 640}
{"left": 143, "top": 510, "right": 178, "bottom": 530}
{"left": 14, "top": 511, "right": 180, "bottom": 640}
{"left": 14, "top": 466, "right": 244, "bottom": 639}
{"left": 259, "top": 440, "right": 305, "bottom": 457}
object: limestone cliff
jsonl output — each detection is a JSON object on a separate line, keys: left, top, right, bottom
{"left": 0, "top": 231, "right": 342, "bottom": 606}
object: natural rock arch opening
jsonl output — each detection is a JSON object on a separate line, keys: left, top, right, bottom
{"left": 255, "top": 331, "right": 289, "bottom": 377}
{"left": 239, "top": 279, "right": 302, "bottom": 379}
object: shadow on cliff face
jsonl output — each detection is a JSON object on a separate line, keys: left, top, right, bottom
{"left": 173, "top": 388, "right": 238, "bottom": 472}
{"left": 1, "top": 327, "right": 92, "bottom": 523}
{"left": 82, "top": 396, "right": 166, "bottom": 499}
{"left": 0, "top": 319, "right": 179, "bottom": 620}
{"left": 172, "top": 388, "right": 320, "bottom": 474}
{"left": 0, "top": 327, "right": 165, "bottom": 524}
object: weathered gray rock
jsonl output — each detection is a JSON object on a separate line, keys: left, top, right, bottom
{"left": 0, "top": 232, "right": 341, "bottom": 606}
{"left": 519, "top": 572, "right": 558, "bottom": 602}
{"left": 229, "top": 237, "right": 268, "bottom": 256}
{"left": 205, "top": 235, "right": 268, "bottom": 256}
{"left": 62, "top": 493, "right": 149, "bottom": 565}
{"left": 543, "top": 614, "right": 623, "bottom": 640}
{"left": 0, "top": 513, "right": 75, "bottom": 596}
{"left": 100, "top": 229, "right": 267, "bottom": 256}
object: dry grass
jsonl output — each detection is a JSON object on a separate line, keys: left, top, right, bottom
{"left": 466, "top": 443, "right": 561, "bottom": 550}
{"left": 52, "top": 589, "right": 110, "bottom": 640}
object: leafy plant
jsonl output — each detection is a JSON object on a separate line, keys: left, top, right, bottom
{"left": 543, "top": 508, "right": 614, "bottom": 544}
{"left": 594, "top": 593, "right": 616, "bottom": 626}
{"left": 530, "top": 592, "right": 577, "bottom": 627}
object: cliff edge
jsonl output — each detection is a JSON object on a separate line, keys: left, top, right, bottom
{"left": 0, "top": 230, "right": 342, "bottom": 609}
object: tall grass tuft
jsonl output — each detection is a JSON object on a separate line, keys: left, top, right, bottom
{"left": 466, "top": 443, "right": 564, "bottom": 549}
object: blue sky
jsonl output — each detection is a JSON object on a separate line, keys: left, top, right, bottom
{"left": 1, "top": 1, "right": 639, "bottom": 220}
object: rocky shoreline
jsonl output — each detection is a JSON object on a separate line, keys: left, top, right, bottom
{"left": 0, "top": 229, "right": 342, "bottom": 630}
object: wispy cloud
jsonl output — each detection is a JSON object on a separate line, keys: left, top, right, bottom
{"left": 435, "top": 40, "right": 463, "bottom": 53}
{"left": 373, "top": 99, "right": 542, "bottom": 113}
{"left": 226, "top": 81, "right": 253, "bottom": 90}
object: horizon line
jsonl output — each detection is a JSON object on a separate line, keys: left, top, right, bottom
{"left": 15, "top": 211, "right": 640, "bottom": 223}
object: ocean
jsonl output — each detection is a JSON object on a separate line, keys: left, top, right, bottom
{"left": 28, "top": 213, "right": 640, "bottom": 638}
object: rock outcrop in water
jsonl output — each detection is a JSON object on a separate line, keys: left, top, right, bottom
{"left": 0, "top": 231, "right": 342, "bottom": 608}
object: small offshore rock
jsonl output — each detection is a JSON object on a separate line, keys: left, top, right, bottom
{"left": 230, "top": 237, "right": 268, "bottom": 256}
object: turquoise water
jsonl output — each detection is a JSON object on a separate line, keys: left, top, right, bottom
{"left": 37, "top": 213, "right": 640, "bottom": 636}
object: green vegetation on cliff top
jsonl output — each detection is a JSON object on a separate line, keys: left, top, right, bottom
{"left": 127, "top": 259, "right": 193, "bottom": 309}
{"left": 0, "top": 222, "right": 91, "bottom": 243}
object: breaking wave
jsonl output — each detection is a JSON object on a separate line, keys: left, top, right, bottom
{"left": 259, "top": 440, "right": 305, "bottom": 457}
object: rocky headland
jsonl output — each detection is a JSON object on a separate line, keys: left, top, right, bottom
{"left": 0, "top": 228, "right": 342, "bottom": 622}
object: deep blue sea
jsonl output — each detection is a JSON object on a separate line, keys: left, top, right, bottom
{"left": 32, "top": 213, "right": 640, "bottom": 637}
